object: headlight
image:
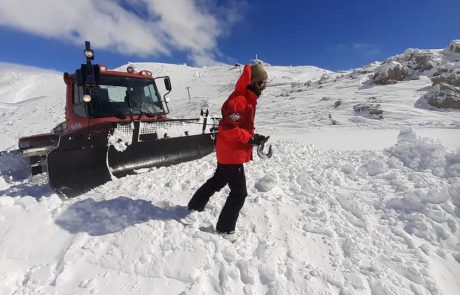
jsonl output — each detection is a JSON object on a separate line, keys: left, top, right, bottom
{"left": 84, "top": 50, "right": 94, "bottom": 58}
{"left": 83, "top": 94, "right": 92, "bottom": 103}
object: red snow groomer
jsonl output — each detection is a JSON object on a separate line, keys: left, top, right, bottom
{"left": 17, "top": 41, "right": 217, "bottom": 197}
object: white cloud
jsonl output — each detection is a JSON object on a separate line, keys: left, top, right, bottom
{"left": 0, "top": 0, "right": 240, "bottom": 65}
{"left": 335, "top": 43, "right": 382, "bottom": 56}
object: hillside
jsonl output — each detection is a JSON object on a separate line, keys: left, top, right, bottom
{"left": 0, "top": 45, "right": 459, "bottom": 295}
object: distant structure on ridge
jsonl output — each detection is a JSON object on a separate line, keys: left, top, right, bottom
{"left": 250, "top": 54, "right": 271, "bottom": 66}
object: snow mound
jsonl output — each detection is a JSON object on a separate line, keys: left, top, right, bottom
{"left": 383, "top": 128, "right": 460, "bottom": 250}
{"left": 386, "top": 128, "right": 460, "bottom": 177}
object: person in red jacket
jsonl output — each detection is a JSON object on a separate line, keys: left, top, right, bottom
{"left": 187, "top": 63, "right": 269, "bottom": 237}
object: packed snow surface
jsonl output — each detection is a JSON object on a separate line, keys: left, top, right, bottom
{"left": 1, "top": 51, "right": 460, "bottom": 295}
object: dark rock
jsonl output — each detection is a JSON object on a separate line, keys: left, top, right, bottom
{"left": 353, "top": 103, "right": 384, "bottom": 119}
{"left": 392, "top": 49, "right": 436, "bottom": 73}
{"left": 373, "top": 61, "right": 410, "bottom": 85}
{"left": 432, "top": 74, "right": 460, "bottom": 87}
{"left": 413, "top": 61, "right": 434, "bottom": 72}
{"left": 447, "top": 40, "right": 460, "bottom": 53}
{"left": 426, "top": 83, "right": 460, "bottom": 109}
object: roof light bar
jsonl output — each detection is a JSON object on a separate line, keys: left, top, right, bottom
{"left": 140, "top": 70, "right": 152, "bottom": 76}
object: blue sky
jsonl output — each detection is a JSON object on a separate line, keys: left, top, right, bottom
{"left": 0, "top": 0, "right": 458, "bottom": 72}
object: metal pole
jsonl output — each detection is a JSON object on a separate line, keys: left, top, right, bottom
{"left": 186, "top": 86, "right": 191, "bottom": 101}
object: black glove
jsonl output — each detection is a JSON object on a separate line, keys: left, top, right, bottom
{"left": 248, "top": 134, "right": 268, "bottom": 146}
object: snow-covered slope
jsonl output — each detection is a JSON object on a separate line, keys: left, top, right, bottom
{"left": 0, "top": 46, "right": 460, "bottom": 295}
{"left": 0, "top": 62, "right": 64, "bottom": 150}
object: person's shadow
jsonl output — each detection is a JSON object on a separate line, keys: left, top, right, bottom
{"left": 55, "top": 196, "right": 189, "bottom": 236}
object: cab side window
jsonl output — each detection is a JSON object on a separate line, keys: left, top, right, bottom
{"left": 73, "top": 83, "right": 87, "bottom": 117}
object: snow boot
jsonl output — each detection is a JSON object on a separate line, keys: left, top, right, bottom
{"left": 217, "top": 230, "right": 237, "bottom": 242}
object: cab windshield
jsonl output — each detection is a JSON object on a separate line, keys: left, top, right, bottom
{"left": 87, "top": 75, "right": 165, "bottom": 117}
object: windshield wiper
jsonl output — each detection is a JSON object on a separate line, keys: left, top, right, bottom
{"left": 124, "top": 90, "right": 135, "bottom": 124}
{"left": 139, "top": 103, "right": 146, "bottom": 118}
{"left": 140, "top": 103, "right": 160, "bottom": 118}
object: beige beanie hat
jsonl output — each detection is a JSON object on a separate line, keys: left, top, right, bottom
{"left": 250, "top": 63, "right": 268, "bottom": 84}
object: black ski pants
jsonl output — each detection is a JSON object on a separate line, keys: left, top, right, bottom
{"left": 188, "top": 163, "right": 248, "bottom": 233}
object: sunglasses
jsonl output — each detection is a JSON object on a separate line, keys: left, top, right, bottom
{"left": 256, "top": 80, "right": 267, "bottom": 88}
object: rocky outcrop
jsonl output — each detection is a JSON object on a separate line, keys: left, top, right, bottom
{"left": 425, "top": 65, "right": 460, "bottom": 108}
{"left": 364, "top": 40, "right": 460, "bottom": 108}
{"left": 373, "top": 61, "right": 410, "bottom": 85}
{"left": 399, "top": 49, "right": 436, "bottom": 72}
{"left": 425, "top": 48, "right": 460, "bottom": 108}
{"left": 432, "top": 73, "right": 460, "bottom": 86}
{"left": 446, "top": 40, "right": 460, "bottom": 53}
{"left": 369, "top": 40, "right": 459, "bottom": 87}
{"left": 425, "top": 82, "right": 460, "bottom": 109}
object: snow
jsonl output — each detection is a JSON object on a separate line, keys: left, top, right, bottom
{"left": 1, "top": 46, "right": 460, "bottom": 294}
{"left": 108, "top": 127, "right": 134, "bottom": 152}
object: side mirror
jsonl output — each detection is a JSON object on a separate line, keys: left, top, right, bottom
{"left": 164, "top": 77, "right": 172, "bottom": 91}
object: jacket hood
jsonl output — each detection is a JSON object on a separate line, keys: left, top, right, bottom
{"left": 234, "top": 65, "right": 252, "bottom": 95}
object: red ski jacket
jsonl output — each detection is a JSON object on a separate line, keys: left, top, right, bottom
{"left": 216, "top": 65, "right": 258, "bottom": 164}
